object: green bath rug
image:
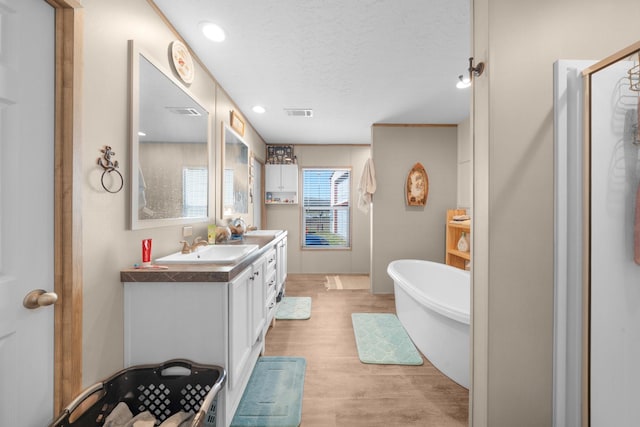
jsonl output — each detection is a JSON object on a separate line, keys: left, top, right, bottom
{"left": 276, "top": 297, "right": 311, "bottom": 320}
{"left": 230, "top": 356, "right": 306, "bottom": 427}
{"left": 351, "top": 313, "right": 423, "bottom": 365}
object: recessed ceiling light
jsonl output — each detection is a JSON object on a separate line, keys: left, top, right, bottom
{"left": 138, "top": 131, "right": 147, "bottom": 136}
{"left": 252, "top": 105, "right": 266, "bottom": 114}
{"left": 201, "top": 22, "right": 226, "bottom": 42}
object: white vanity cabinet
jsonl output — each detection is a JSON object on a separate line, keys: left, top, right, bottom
{"left": 228, "top": 266, "right": 253, "bottom": 390}
{"left": 122, "top": 233, "right": 287, "bottom": 427}
{"left": 263, "top": 248, "right": 278, "bottom": 332}
{"left": 276, "top": 236, "right": 288, "bottom": 296}
{"left": 265, "top": 164, "right": 298, "bottom": 204}
{"left": 249, "top": 252, "right": 267, "bottom": 346}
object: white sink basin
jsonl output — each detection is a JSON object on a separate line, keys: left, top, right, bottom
{"left": 243, "top": 229, "right": 283, "bottom": 237}
{"left": 155, "top": 244, "right": 259, "bottom": 264}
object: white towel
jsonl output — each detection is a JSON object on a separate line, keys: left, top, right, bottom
{"left": 103, "top": 402, "right": 156, "bottom": 427}
{"left": 104, "top": 402, "right": 133, "bottom": 427}
{"left": 357, "top": 158, "right": 377, "bottom": 213}
{"left": 159, "top": 411, "right": 195, "bottom": 427}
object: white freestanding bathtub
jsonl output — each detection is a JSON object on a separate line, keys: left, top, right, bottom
{"left": 387, "top": 259, "right": 470, "bottom": 388}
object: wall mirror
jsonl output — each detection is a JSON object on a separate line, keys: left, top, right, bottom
{"left": 129, "top": 41, "right": 210, "bottom": 229}
{"left": 222, "top": 124, "right": 249, "bottom": 217}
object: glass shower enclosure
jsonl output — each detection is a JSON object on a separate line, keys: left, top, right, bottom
{"left": 555, "top": 41, "right": 640, "bottom": 427}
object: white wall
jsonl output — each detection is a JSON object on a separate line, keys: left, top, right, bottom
{"left": 265, "top": 144, "right": 371, "bottom": 274}
{"left": 472, "top": 0, "right": 640, "bottom": 425}
{"left": 371, "top": 125, "right": 458, "bottom": 294}
{"left": 82, "top": 0, "right": 265, "bottom": 386}
{"left": 457, "top": 116, "right": 472, "bottom": 210}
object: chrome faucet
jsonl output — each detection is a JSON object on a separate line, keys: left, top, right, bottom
{"left": 180, "top": 236, "right": 208, "bottom": 254}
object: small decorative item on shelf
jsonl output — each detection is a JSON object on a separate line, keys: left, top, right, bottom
{"left": 229, "top": 217, "right": 246, "bottom": 240}
{"left": 266, "top": 145, "right": 294, "bottom": 164}
{"left": 215, "top": 226, "right": 230, "bottom": 243}
{"left": 457, "top": 232, "right": 469, "bottom": 252}
{"left": 207, "top": 224, "right": 217, "bottom": 244}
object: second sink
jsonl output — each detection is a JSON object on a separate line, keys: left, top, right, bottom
{"left": 156, "top": 244, "right": 259, "bottom": 264}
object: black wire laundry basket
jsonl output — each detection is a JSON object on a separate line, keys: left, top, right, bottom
{"left": 49, "top": 359, "right": 226, "bottom": 427}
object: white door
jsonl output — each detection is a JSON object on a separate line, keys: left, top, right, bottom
{"left": 0, "top": 0, "right": 56, "bottom": 425}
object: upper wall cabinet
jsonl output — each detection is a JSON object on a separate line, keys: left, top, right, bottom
{"left": 265, "top": 164, "right": 298, "bottom": 204}
{"left": 129, "top": 41, "right": 211, "bottom": 230}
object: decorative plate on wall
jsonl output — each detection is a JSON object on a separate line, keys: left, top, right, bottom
{"left": 406, "top": 162, "right": 429, "bottom": 206}
{"left": 170, "top": 40, "right": 194, "bottom": 84}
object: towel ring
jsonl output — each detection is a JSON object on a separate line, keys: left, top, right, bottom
{"left": 101, "top": 168, "right": 123, "bottom": 194}
{"left": 98, "top": 145, "right": 123, "bottom": 193}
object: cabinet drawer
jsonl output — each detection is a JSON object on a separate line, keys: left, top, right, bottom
{"left": 264, "top": 248, "right": 277, "bottom": 275}
{"left": 265, "top": 290, "right": 278, "bottom": 323}
{"left": 265, "top": 272, "right": 277, "bottom": 300}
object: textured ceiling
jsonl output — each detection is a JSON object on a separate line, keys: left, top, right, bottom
{"left": 153, "top": 0, "right": 470, "bottom": 145}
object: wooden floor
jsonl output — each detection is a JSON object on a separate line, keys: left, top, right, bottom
{"left": 263, "top": 274, "right": 469, "bottom": 427}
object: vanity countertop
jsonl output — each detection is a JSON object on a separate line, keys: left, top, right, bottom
{"left": 120, "top": 232, "right": 286, "bottom": 283}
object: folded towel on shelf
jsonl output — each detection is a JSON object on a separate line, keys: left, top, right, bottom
{"left": 358, "top": 158, "right": 377, "bottom": 213}
{"left": 452, "top": 214, "right": 470, "bottom": 221}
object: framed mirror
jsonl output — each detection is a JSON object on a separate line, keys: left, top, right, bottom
{"left": 129, "top": 41, "right": 210, "bottom": 229}
{"left": 222, "top": 124, "right": 249, "bottom": 217}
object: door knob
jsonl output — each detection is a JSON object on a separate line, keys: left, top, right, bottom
{"left": 23, "top": 289, "right": 58, "bottom": 309}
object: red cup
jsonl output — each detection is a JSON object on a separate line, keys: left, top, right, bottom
{"left": 142, "top": 239, "right": 152, "bottom": 266}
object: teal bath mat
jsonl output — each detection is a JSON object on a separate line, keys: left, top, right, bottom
{"left": 230, "top": 356, "right": 306, "bottom": 427}
{"left": 275, "top": 297, "right": 311, "bottom": 320}
{"left": 351, "top": 313, "right": 423, "bottom": 365}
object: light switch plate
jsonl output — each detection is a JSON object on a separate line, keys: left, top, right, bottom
{"left": 182, "top": 226, "right": 193, "bottom": 237}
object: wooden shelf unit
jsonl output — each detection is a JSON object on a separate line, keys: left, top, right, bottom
{"left": 445, "top": 209, "right": 471, "bottom": 270}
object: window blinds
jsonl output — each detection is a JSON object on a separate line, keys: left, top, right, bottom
{"left": 302, "top": 168, "right": 351, "bottom": 248}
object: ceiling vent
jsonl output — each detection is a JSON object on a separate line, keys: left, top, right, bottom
{"left": 284, "top": 108, "right": 313, "bottom": 118}
{"left": 166, "top": 107, "right": 201, "bottom": 116}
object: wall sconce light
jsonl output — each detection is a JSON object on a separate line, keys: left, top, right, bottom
{"left": 456, "top": 57, "right": 485, "bottom": 89}
{"left": 456, "top": 75, "right": 471, "bottom": 89}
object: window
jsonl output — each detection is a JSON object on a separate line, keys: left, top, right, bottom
{"left": 302, "top": 168, "right": 351, "bottom": 249}
{"left": 182, "top": 167, "right": 208, "bottom": 217}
